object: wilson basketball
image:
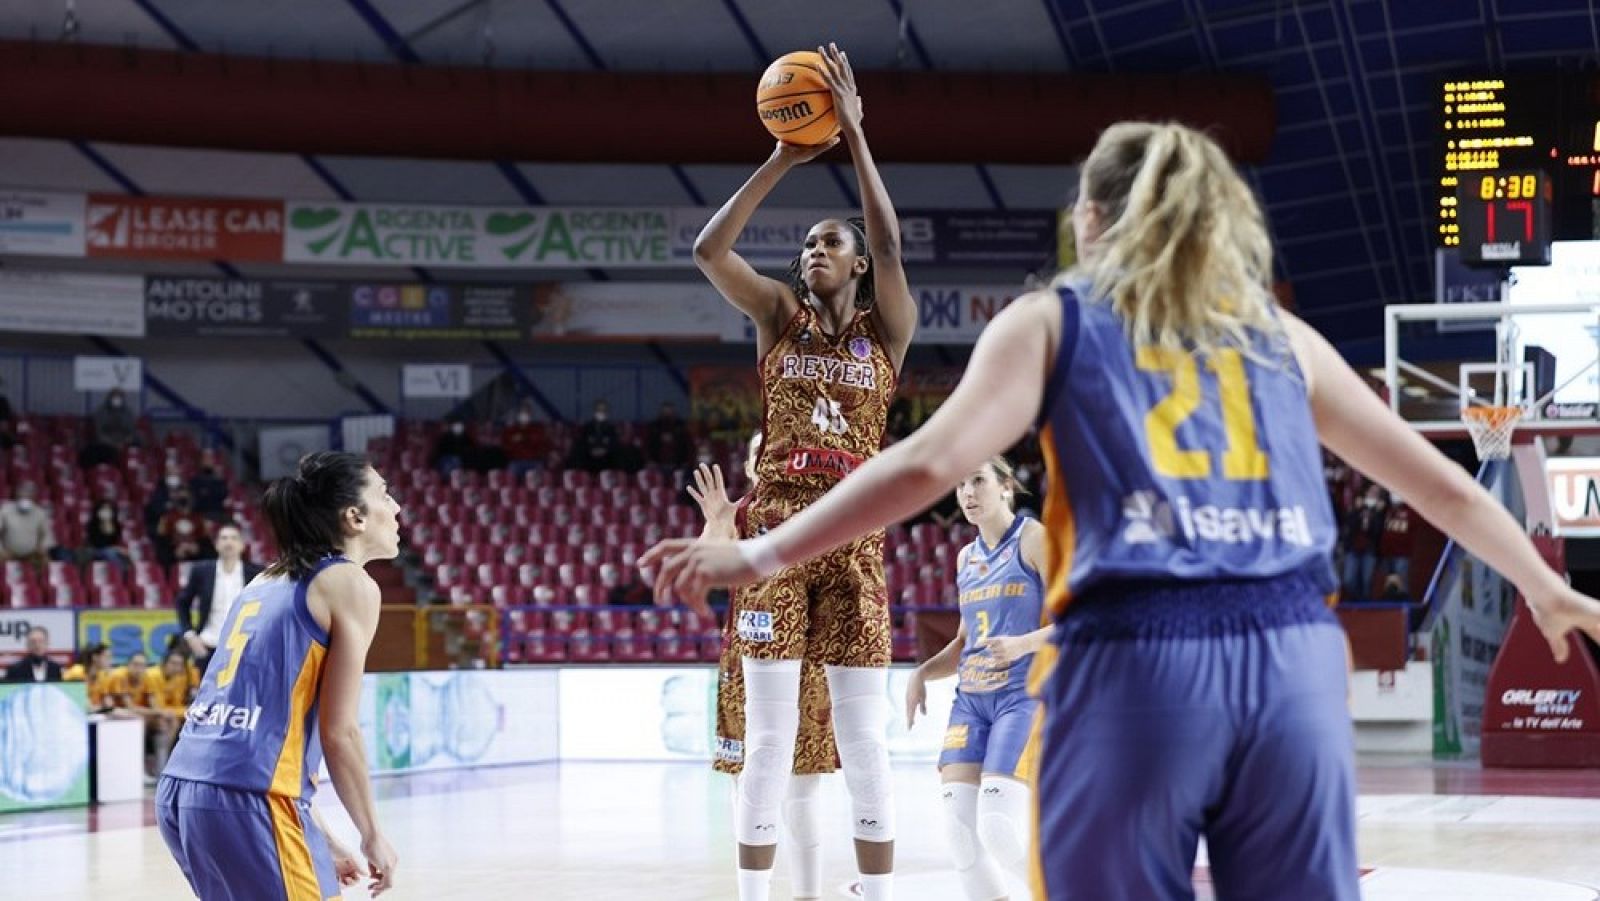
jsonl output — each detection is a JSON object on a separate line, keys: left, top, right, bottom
{"left": 755, "top": 51, "right": 838, "bottom": 146}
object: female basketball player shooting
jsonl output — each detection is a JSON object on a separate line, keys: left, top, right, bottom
{"left": 647, "top": 121, "right": 1600, "bottom": 900}
{"left": 687, "top": 43, "right": 917, "bottom": 901}
{"left": 690, "top": 440, "right": 843, "bottom": 901}
{"left": 904, "top": 457, "right": 1046, "bottom": 901}
{"left": 160, "top": 452, "right": 400, "bottom": 898}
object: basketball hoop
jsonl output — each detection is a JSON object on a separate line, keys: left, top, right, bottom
{"left": 1462, "top": 405, "right": 1523, "bottom": 460}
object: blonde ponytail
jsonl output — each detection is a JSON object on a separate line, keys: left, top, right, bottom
{"left": 1061, "top": 122, "right": 1279, "bottom": 356}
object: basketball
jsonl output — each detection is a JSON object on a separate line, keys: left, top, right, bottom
{"left": 756, "top": 51, "right": 838, "bottom": 146}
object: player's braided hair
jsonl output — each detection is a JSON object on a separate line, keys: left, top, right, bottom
{"left": 786, "top": 217, "right": 876, "bottom": 312}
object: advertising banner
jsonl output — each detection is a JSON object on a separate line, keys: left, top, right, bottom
{"left": 347, "top": 282, "right": 527, "bottom": 340}
{"left": 72, "top": 356, "right": 142, "bottom": 392}
{"left": 359, "top": 670, "right": 559, "bottom": 776}
{"left": 900, "top": 209, "right": 1058, "bottom": 267}
{"left": 144, "top": 278, "right": 345, "bottom": 338}
{"left": 285, "top": 203, "right": 672, "bottom": 268}
{"left": 401, "top": 365, "right": 472, "bottom": 398}
{"left": 86, "top": 195, "right": 283, "bottom": 261}
{"left": 77, "top": 610, "right": 180, "bottom": 665}
{"left": 0, "top": 190, "right": 86, "bottom": 257}
{"left": 912, "top": 284, "right": 1024, "bottom": 343}
{"left": 0, "top": 682, "right": 90, "bottom": 813}
{"left": 530, "top": 282, "right": 744, "bottom": 341}
{"left": 668, "top": 207, "right": 840, "bottom": 267}
{"left": 1548, "top": 458, "right": 1600, "bottom": 538}
{"left": 0, "top": 270, "right": 144, "bottom": 337}
{"left": 0, "top": 610, "right": 77, "bottom": 664}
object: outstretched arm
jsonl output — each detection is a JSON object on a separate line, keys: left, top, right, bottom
{"left": 693, "top": 142, "right": 836, "bottom": 352}
{"left": 819, "top": 43, "right": 917, "bottom": 368}
{"left": 1285, "top": 313, "right": 1600, "bottom": 662}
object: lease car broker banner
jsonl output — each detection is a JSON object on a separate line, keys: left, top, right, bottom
{"left": 86, "top": 195, "right": 283, "bottom": 261}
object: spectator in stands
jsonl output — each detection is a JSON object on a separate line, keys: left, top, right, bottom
{"left": 156, "top": 490, "right": 213, "bottom": 566}
{"left": 1341, "top": 483, "right": 1388, "bottom": 599}
{"left": 4, "top": 626, "right": 62, "bottom": 682}
{"left": 83, "top": 497, "right": 129, "bottom": 571}
{"left": 501, "top": 402, "right": 549, "bottom": 477}
{"left": 144, "top": 466, "right": 183, "bottom": 536}
{"left": 187, "top": 465, "right": 228, "bottom": 520}
{"left": 885, "top": 398, "right": 914, "bottom": 443}
{"left": 1378, "top": 495, "right": 1413, "bottom": 596}
{"left": 606, "top": 562, "right": 652, "bottom": 606}
{"left": 0, "top": 481, "right": 56, "bottom": 567}
{"left": 569, "top": 400, "right": 619, "bottom": 473}
{"left": 175, "top": 523, "right": 262, "bottom": 674}
{"left": 431, "top": 417, "right": 477, "bottom": 475}
{"left": 81, "top": 387, "right": 138, "bottom": 468}
{"left": 644, "top": 402, "right": 693, "bottom": 469}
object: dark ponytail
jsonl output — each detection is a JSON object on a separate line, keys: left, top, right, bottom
{"left": 262, "top": 451, "right": 371, "bottom": 580}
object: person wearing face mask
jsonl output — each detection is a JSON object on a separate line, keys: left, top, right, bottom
{"left": 568, "top": 400, "right": 620, "bottom": 474}
{"left": 3, "top": 626, "right": 63, "bottom": 683}
{"left": 81, "top": 387, "right": 139, "bottom": 468}
{"left": 145, "top": 469, "right": 186, "bottom": 537}
{"left": 157, "top": 490, "right": 212, "bottom": 566}
{"left": 430, "top": 417, "right": 477, "bottom": 475}
{"left": 1340, "top": 483, "right": 1388, "bottom": 600}
{"left": 645, "top": 401, "right": 694, "bottom": 470}
{"left": 501, "top": 402, "right": 549, "bottom": 478}
{"left": 84, "top": 497, "right": 129, "bottom": 571}
{"left": 0, "top": 482, "right": 56, "bottom": 568}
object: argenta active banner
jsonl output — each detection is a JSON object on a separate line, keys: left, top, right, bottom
{"left": 284, "top": 203, "right": 673, "bottom": 268}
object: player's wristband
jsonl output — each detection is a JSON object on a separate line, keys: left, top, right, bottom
{"left": 737, "top": 534, "right": 785, "bottom": 580}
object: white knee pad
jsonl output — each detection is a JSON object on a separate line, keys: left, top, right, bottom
{"left": 977, "top": 775, "right": 1032, "bottom": 874}
{"left": 738, "top": 658, "right": 801, "bottom": 847}
{"left": 784, "top": 774, "right": 825, "bottom": 898}
{"left": 942, "top": 783, "right": 1007, "bottom": 901}
{"left": 825, "top": 666, "right": 894, "bottom": 843}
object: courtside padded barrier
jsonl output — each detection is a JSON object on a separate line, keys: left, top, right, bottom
{"left": 1482, "top": 536, "right": 1600, "bottom": 767}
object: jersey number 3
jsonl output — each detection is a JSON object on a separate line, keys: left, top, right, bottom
{"left": 1137, "top": 347, "right": 1269, "bottom": 481}
{"left": 214, "top": 601, "right": 263, "bottom": 688}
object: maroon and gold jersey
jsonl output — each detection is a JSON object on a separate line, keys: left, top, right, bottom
{"left": 755, "top": 304, "right": 897, "bottom": 497}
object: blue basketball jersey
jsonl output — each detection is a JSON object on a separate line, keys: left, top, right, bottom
{"left": 164, "top": 557, "right": 343, "bottom": 800}
{"left": 1035, "top": 283, "right": 1337, "bottom": 619}
{"left": 956, "top": 515, "right": 1046, "bottom": 693}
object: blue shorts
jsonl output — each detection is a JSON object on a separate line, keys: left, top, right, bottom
{"left": 937, "top": 683, "right": 1038, "bottom": 777}
{"left": 157, "top": 776, "right": 341, "bottom": 901}
{"left": 1033, "top": 575, "right": 1358, "bottom": 901}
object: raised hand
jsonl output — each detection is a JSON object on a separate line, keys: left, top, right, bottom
{"left": 685, "top": 463, "right": 736, "bottom": 535}
{"left": 817, "top": 43, "right": 863, "bottom": 136}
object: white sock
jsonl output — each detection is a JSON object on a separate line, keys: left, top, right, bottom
{"left": 858, "top": 872, "right": 894, "bottom": 901}
{"left": 737, "top": 867, "right": 772, "bottom": 901}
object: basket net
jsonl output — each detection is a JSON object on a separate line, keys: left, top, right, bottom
{"left": 1462, "top": 405, "right": 1523, "bottom": 460}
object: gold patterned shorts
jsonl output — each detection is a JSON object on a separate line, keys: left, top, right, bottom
{"left": 732, "top": 488, "right": 891, "bottom": 668}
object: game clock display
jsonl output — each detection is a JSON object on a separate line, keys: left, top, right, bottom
{"left": 1456, "top": 170, "right": 1553, "bottom": 267}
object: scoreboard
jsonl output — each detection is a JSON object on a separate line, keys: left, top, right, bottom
{"left": 1437, "top": 75, "right": 1600, "bottom": 251}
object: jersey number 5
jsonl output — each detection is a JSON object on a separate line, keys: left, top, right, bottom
{"left": 1137, "top": 347, "right": 1269, "bottom": 481}
{"left": 214, "top": 601, "right": 263, "bottom": 688}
